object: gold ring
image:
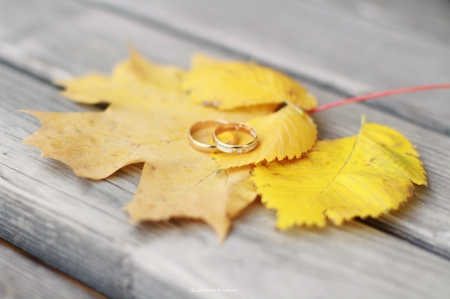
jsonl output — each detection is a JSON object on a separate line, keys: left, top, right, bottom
{"left": 214, "top": 123, "right": 258, "bottom": 154}
{"left": 189, "top": 120, "right": 234, "bottom": 153}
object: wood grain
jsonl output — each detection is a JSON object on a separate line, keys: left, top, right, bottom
{"left": 300, "top": 0, "right": 450, "bottom": 49}
{"left": 0, "top": 240, "right": 101, "bottom": 299}
{"left": 1, "top": 57, "right": 450, "bottom": 298}
{"left": 0, "top": 0, "right": 450, "bottom": 298}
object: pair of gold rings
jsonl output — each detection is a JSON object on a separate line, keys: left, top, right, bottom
{"left": 189, "top": 120, "right": 258, "bottom": 154}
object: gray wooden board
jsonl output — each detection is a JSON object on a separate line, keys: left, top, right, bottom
{"left": 0, "top": 0, "right": 450, "bottom": 298}
{"left": 0, "top": 0, "right": 449, "bottom": 256}
{"left": 299, "top": 0, "right": 450, "bottom": 49}
{"left": 2, "top": 60, "right": 450, "bottom": 298}
{"left": 72, "top": 0, "right": 450, "bottom": 135}
{"left": 0, "top": 241, "right": 100, "bottom": 299}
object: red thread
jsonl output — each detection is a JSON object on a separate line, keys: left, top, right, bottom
{"left": 307, "top": 84, "right": 450, "bottom": 114}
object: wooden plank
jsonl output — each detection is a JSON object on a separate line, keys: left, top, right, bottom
{"left": 0, "top": 240, "right": 101, "bottom": 299}
{"left": 0, "top": 0, "right": 449, "bottom": 298}
{"left": 70, "top": 0, "right": 450, "bottom": 135}
{"left": 2, "top": 58, "right": 450, "bottom": 298}
{"left": 300, "top": 0, "right": 450, "bottom": 49}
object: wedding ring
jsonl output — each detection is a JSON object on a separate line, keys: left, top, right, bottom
{"left": 214, "top": 123, "right": 258, "bottom": 154}
{"left": 189, "top": 120, "right": 234, "bottom": 153}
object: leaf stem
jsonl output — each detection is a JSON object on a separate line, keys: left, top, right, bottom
{"left": 307, "top": 84, "right": 450, "bottom": 114}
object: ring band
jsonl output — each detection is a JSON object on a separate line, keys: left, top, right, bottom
{"left": 189, "top": 120, "right": 232, "bottom": 153}
{"left": 214, "top": 123, "right": 258, "bottom": 154}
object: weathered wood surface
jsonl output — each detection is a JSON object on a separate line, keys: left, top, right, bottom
{"left": 2, "top": 57, "right": 450, "bottom": 298}
{"left": 0, "top": 241, "right": 101, "bottom": 299}
{"left": 1, "top": 0, "right": 450, "bottom": 255}
{"left": 1, "top": 59, "right": 450, "bottom": 298}
{"left": 0, "top": 0, "right": 450, "bottom": 298}
{"left": 75, "top": 0, "right": 450, "bottom": 135}
{"left": 301, "top": 0, "right": 450, "bottom": 48}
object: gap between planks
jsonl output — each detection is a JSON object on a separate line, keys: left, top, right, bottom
{"left": 0, "top": 239, "right": 106, "bottom": 299}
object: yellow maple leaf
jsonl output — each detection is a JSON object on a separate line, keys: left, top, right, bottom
{"left": 252, "top": 118, "right": 427, "bottom": 229}
{"left": 183, "top": 55, "right": 318, "bottom": 110}
{"left": 23, "top": 50, "right": 277, "bottom": 240}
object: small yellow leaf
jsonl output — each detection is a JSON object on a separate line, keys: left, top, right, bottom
{"left": 214, "top": 105, "right": 317, "bottom": 168}
{"left": 183, "top": 58, "right": 317, "bottom": 110}
{"left": 252, "top": 119, "right": 427, "bottom": 229}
